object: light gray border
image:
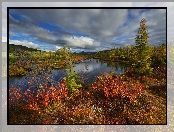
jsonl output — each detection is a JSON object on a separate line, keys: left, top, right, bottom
{"left": 1, "top": 0, "right": 174, "bottom": 2}
{"left": 1, "top": 1, "right": 172, "bottom": 132}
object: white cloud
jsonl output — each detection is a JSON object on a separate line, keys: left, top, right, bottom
{"left": 50, "top": 46, "right": 62, "bottom": 52}
{"left": 8, "top": 8, "right": 128, "bottom": 45}
{"left": 9, "top": 39, "right": 39, "bottom": 49}
{"left": 55, "top": 46, "right": 60, "bottom": 50}
{"left": 62, "top": 36, "right": 100, "bottom": 49}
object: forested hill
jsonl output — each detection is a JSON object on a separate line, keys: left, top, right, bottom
{"left": 75, "top": 50, "right": 110, "bottom": 55}
{"left": 9, "top": 44, "right": 41, "bottom": 52}
{"left": 75, "top": 51, "right": 97, "bottom": 55}
{"left": 8, "top": 43, "right": 113, "bottom": 55}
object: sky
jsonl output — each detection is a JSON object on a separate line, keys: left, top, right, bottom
{"left": 2, "top": 2, "right": 174, "bottom": 53}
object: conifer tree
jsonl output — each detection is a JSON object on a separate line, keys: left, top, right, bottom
{"left": 133, "top": 18, "right": 153, "bottom": 75}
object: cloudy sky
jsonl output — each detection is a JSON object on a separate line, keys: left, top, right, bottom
{"left": 2, "top": 2, "right": 174, "bottom": 52}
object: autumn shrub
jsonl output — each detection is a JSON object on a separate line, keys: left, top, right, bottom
{"left": 90, "top": 73, "right": 166, "bottom": 124}
{"left": 9, "top": 53, "right": 17, "bottom": 64}
{"left": 9, "top": 77, "right": 69, "bottom": 124}
{"left": 9, "top": 65, "right": 26, "bottom": 76}
{"left": 91, "top": 73, "right": 144, "bottom": 102}
{"left": 9, "top": 71, "right": 166, "bottom": 124}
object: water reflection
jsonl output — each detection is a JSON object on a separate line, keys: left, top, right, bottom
{"left": 9, "top": 59, "right": 128, "bottom": 91}
{"left": 9, "top": 70, "right": 66, "bottom": 93}
{"left": 73, "top": 59, "right": 125, "bottom": 83}
{"left": 74, "top": 59, "right": 101, "bottom": 73}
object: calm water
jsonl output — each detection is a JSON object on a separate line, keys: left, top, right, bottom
{"left": 9, "top": 59, "right": 127, "bottom": 92}
{"left": 73, "top": 59, "right": 125, "bottom": 83}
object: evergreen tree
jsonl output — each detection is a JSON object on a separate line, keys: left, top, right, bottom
{"left": 133, "top": 18, "right": 153, "bottom": 75}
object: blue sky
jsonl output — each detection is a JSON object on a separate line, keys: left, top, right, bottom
{"left": 2, "top": 5, "right": 168, "bottom": 52}
{"left": 8, "top": 8, "right": 166, "bottom": 52}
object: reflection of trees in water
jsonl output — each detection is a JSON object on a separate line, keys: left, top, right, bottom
{"left": 105, "top": 60, "right": 131, "bottom": 73}
{"left": 80, "top": 59, "right": 128, "bottom": 83}
{"left": 74, "top": 59, "right": 101, "bottom": 73}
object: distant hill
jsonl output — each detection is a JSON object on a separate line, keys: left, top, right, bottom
{"left": 74, "top": 51, "right": 97, "bottom": 55}
{"left": 7, "top": 43, "right": 112, "bottom": 55}
{"left": 9, "top": 44, "right": 42, "bottom": 52}
{"left": 99, "top": 50, "right": 111, "bottom": 53}
{"left": 74, "top": 50, "right": 111, "bottom": 55}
